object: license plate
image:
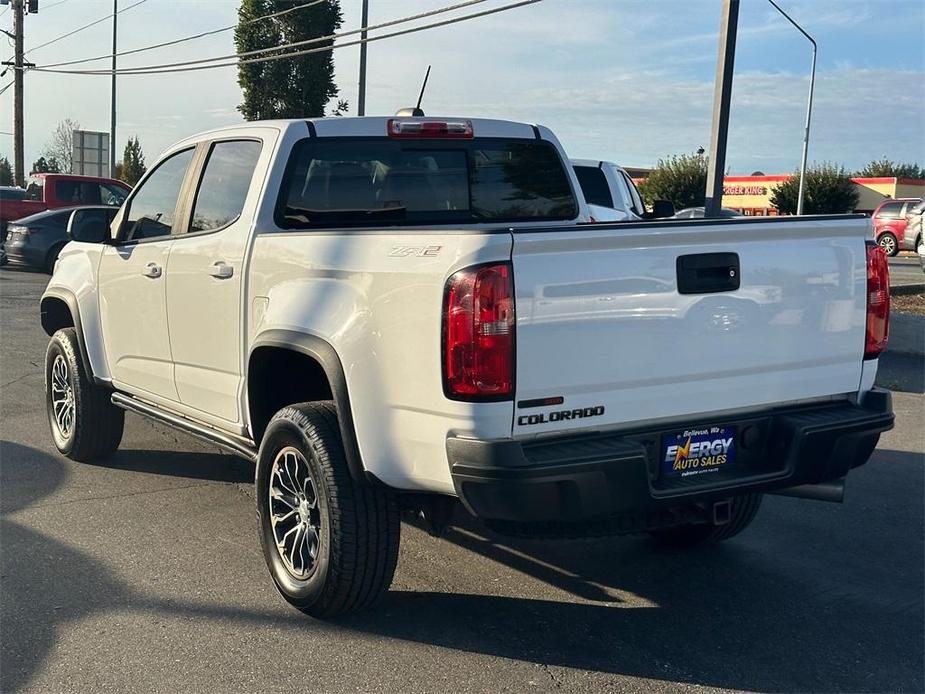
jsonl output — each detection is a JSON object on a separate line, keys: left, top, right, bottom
{"left": 662, "top": 426, "right": 736, "bottom": 479}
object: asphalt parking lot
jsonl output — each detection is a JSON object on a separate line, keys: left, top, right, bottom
{"left": 889, "top": 254, "right": 924, "bottom": 288}
{"left": 1, "top": 267, "right": 923, "bottom": 693}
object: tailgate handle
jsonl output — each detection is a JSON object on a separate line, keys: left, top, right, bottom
{"left": 676, "top": 252, "right": 740, "bottom": 294}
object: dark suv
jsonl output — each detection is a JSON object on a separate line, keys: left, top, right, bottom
{"left": 872, "top": 198, "right": 921, "bottom": 256}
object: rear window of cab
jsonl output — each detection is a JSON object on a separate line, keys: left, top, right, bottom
{"left": 276, "top": 137, "right": 578, "bottom": 228}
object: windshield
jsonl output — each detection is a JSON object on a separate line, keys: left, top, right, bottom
{"left": 277, "top": 137, "right": 577, "bottom": 228}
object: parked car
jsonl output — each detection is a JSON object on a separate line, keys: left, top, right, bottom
{"left": 902, "top": 200, "right": 924, "bottom": 254}
{"left": 5, "top": 206, "right": 118, "bottom": 273}
{"left": 872, "top": 198, "right": 921, "bottom": 256}
{"left": 41, "top": 116, "right": 893, "bottom": 618}
{"left": 572, "top": 159, "right": 646, "bottom": 221}
{"left": 0, "top": 173, "right": 129, "bottom": 239}
{"left": 918, "top": 235, "right": 925, "bottom": 273}
{"left": 674, "top": 206, "right": 743, "bottom": 219}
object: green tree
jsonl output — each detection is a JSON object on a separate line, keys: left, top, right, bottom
{"left": 856, "top": 158, "right": 923, "bottom": 179}
{"left": 770, "top": 163, "right": 859, "bottom": 215}
{"left": 31, "top": 156, "right": 61, "bottom": 174}
{"left": 121, "top": 136, "right": 147, "bottom": 186}
{"left": 637, "top": 152, "right": 708, "bottom": 209}
{"left": 0, "top": 156, "right": 14, "bottom": 185}
{"left": 235, "top": 0, "right": 344, "bottom": 120}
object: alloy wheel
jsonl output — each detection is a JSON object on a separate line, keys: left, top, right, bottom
{"left": 50, "top": 354, "right": 75, "bottom": 438}
{"left": 269, "top": 446, "right": 322, "bottom": 579}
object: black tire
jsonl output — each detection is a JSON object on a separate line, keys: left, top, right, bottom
{"left": 649, "top": 494, "right": 762, "bottom": 548}
{"left": 45, "top": 328, "right": 124, "bottom": 461}
{"left": 45, "top": 242, "right": 65, "bottom": 274}
{"left": 878, "top": 232, "right": 899, "bottom": 256}
{"left": 256, "top": 402, "right": 400, "bottom": 618}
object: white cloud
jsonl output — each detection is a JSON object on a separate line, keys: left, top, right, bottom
{"left": 1, "top": 0, "right": 922, "bottom": 175}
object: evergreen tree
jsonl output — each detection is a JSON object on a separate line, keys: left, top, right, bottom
{"left": 0, "top": 156, "right": 13, "bottom": 186}
{"left": 31, "top": 156, "right": 61, "bottom": 174}
{"left": 121, "top": 136, "right": 147, "bottom": 186}
{"left": 235, "top": 0, "right": 344, "bottom": 120}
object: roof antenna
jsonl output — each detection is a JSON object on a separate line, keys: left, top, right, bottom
{"left": 395, "top": 65, "right": 431, "bottom": 117}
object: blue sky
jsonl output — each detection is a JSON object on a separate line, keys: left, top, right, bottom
{"left": 1, "top": 0, "right": 923, "bottom": 174}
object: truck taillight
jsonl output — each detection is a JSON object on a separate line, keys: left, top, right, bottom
{"left": 865, "top": 242, "right": 890, "bottom": 359}
{"left": 443, "top": 263, "right": 514, "bottom": 400}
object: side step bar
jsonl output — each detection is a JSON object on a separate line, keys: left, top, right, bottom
{"left": 111, "top": 392, "right": 258, "bottom": 462}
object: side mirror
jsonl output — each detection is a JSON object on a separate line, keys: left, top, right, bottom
{"left": 650, "top": 200, "right": 676, "bottom": 219}
{"left": 67, "top": 209, "right": 113, "bottom": 244}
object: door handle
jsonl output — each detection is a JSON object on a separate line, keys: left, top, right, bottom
{"left": 142, "top": 262, "right": 162, "bottom": 279}
{"left": 208, "top": 261, "right": 234, "bottom": 279}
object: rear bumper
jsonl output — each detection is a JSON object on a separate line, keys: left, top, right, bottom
{"left": 448, "top": 389, "right": 894, "bottom": 528}
{"left": 3, "top": 238, "right": 45, "bottom": 267}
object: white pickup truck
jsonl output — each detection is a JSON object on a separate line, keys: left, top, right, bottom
{"left": 41, "top": 116, "right": 894, "bottom": 618}
{"left": 571, "top": 158, "right": 648, "bottom": 222}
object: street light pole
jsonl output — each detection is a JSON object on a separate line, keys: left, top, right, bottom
{"left": 704, "top": 0, "right": 739, "bottom": 218}
{"left": 357, "top": 0, "right": 368, "bottom": 116}
{"left": 767, "top": 0, "right": 816, "bottom": 215}
{"left": 110, "top": 0, "right": 117, "bottom": 178}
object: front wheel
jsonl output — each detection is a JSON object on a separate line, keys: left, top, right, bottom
{"left": 256, "top": 402, "right": 400, "bottom": 618}
{"left": 649, "top": 494, "right": 762, "bottom": 547}
{"left": 878, "top": 232, "right": 899, "bottom": 256}
{"left": 45, "top": 328, "right": 124, "bottom": 461}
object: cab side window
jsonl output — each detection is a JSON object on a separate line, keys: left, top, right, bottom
{"left": 122, "top": 148, "right": 195, "bottom": 241}
{"left": 187, "top": 140, "right": 262, "bottom": 233}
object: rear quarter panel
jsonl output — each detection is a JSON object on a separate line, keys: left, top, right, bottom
{"left": 247, "top": 229, "right": 513, "bottom": 494}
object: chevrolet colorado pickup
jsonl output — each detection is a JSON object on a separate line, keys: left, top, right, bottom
{"left": 40, "top": 116, "right": 894, "bottom": 618}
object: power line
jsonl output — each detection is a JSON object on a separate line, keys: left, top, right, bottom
{"left": 39, "top": 0, "right": 328, "bottom": 69}
{"left": 0, "top": 80, "right": 11, "bottom": 95}
{"left": 43, "top": 0, "right": 73, "bottom": 11}
{"left": 33, "top": 0, "right": 508, "bottom": 76}
{"left": 26, "top": 0, "right": 146, "bottom": 54}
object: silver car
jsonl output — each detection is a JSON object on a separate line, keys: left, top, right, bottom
{"left": 903, "top": 200, "right": 924, "bottom": 252}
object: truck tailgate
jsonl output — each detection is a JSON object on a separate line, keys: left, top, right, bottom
{"left": 511, "top": 216, "right": 870, "bottom": 437}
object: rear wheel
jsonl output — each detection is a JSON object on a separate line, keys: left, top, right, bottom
{"left": 649, "top": 494, "right": 762, "bottom": 547}
{"left": 256, "top": 402, "right": 400, "bottom": 618}
{"left": 878, "top": 232, "right": 898, "bottom": 256}
{"left": 45, "top": 328, "right": 124, "bottom": 461}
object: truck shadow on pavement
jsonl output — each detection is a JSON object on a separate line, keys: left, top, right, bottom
{"left": 2, "top": 440, "right": 922, "bottom": 692}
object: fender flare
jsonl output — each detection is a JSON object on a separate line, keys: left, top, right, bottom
{"left": 248, "top": 329, "right": 368, "bottom": 484}
{"left": 40, "top": 288, "right": 97, "bottom": 383}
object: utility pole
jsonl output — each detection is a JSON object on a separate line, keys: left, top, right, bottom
{"left": 357, "top": 0, "right": 368, "bottom": 116}
{"left": 704, "top": 0, "right": 739, "bottom": 218}
{"left": 13, "top": 0, "right": 25, "bottom": 186}
{"left": 110, "top": 0, "right": 117, "bottom": 178}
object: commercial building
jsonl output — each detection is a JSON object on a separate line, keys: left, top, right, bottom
{"left": 720, "top": 175, "right": 925, "bottom": 216}
{"left": 627, "top": 170, "right": 924, "bottom": 215}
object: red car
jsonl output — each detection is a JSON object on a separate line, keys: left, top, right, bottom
{"left": 0, "top": 173, "right": 130, "bottom": 240}
{"left": 872, "top": 197, "right": 921, "bottom": 256}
